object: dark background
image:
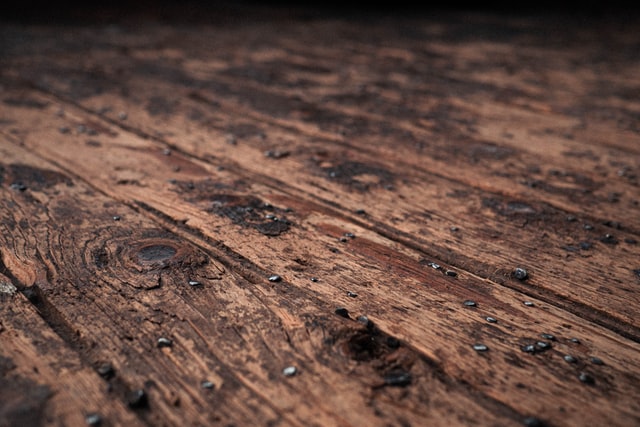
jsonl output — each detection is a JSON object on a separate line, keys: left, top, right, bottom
{"left": 1, "top": 0, "right": 637, "bottom": 24}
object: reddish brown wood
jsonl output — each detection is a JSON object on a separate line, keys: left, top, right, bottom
{"left": 1, "top": 9, "right": 639, "bottom": 427}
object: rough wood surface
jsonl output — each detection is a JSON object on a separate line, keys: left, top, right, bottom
{"left": 1, "top": 8, "right": 639, "bottom": 427}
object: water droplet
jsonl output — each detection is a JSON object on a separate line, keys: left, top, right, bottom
{"left": 357, "top": 315, "right": 373, "bottom": 328}
{"left": 335, "top": 307, "right": 350, "bottom": 318}
{"left": 564, "top": 355, "right": 577, "bottom": 363}
{"left": 590, "top": 357, "right": 604, "bottom": 365}
{"left": 463, "top": 300, "right": 477, "bottom": 307}
{"left": 427, "top": 262, "right": 441, "bottom": 270}
{"left": 113, "top": 216, "right": 121, "bottom": 221}
{"left": 523, "top": 417, "right": 547, "bottom": 427}
{"left": 513, "top": 268, "right": 528, "bottom": 280}
{"left": 201, "top": 381, "right": 214, "bottom": 389}
{"left": 127, "top": 389, "right": 148, "bottom": 409}
{"left": 535, "top": 341, "right": 552, "bottom": 350}
{"left": 268, "top": 275, "right": 282, "bottom": 282}
{"left": 521, "top": 344, "right": 537, "bottom": 354}
{"left": 523, "top": 301, "right": 535, "bottom": 307}
{"left": 566, "top": 215, "right": 577, "bottom": 222}
{"left": 540, "top": 333, "right": 556, "bottom": 341}
{"left": 310, "top": 277, "right": 319, "bottom": 282}
{"left": 486, "top": 316, "right": 498, "bottom": 323}
{"left": 473, "top": 344, "right": 489, "bottom": 352}
{"left": 383, "top": 371, "right": 411, "bottom": 387}
{"left": 10, "top": 182, "right": 27, "bottom": 192}
{"left": 583, "top": 224, "right": 594, "bottom": 230}
{"left": 188, "top": 280, "right": 202, "bottom": 287}
{"left": 570, "top": 338, "right": 581, "bottom": 344}
{"left": 283, "top": 366, "right": 297, "bottom": 377}
{"left": 450, "top": 226, "right": 459, "bottom": 232}
{"left": 445, "top": 270, "right": 457, "bottom": 277}
{"left": 344, "top": 232, "right": 355, "bottom": 238}
{"left": 157, "top": 337, "right": 173, "bottom": 348}
{"left": 85, "top": 413, "right": 102, "bottom": 426}
{"left": 347, "top": 291, "right": 358, "bottom": 298}
{"left": 579, "top": 372, "right": 595, "bottom": 385}
{"left": 97, "top": 363, "right": 115, "bottom": 379}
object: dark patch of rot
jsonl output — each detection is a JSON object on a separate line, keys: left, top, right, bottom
{"left": 341, "top": 324, "right": 415, "bottom": 389}
{"left": 6, "top": 164, "right": 72, "bottom": 191}
{"left": 314, "top": 160, "right": 395, "bottom": 192}
{"left": 204, "top": 194, "right": 292, "bottom": 236}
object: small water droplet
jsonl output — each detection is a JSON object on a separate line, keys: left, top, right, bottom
{"left": 450, "top": 226, "right": 459, "bottom": 232}
{"left": 579, "top": 372, "right": 595, "bottom": 385}
{"left": 268, "top": 275, "right": 282, "bottom": 282}
{"left": 521, "top": 344, "right": 537, "bottom": 354}
{"left": 590, "top": 357, "right": 604, "bottom": 365}
{"left": 540, "top": 333, "right": 556, "bottom": 341}
{"left": 335, "top": 307, "right": 350, "bottom": 318}
{"left": 201, "top": 381, "right": 214, "bottom": 389}
{"left": 113, "top": 215, "right": 121, "bottom": 221}
{"left": 486, "top": 316, "right": 498, "bottom": 323}
{"left": 157, "top": 337, "right": 173, "bottom": 348}
{"left": 536, "top": 341, "right": 552, "bottom": 350}
{"left": 347, "top": 291, "right": 358, "bottom": 298}
{"left": 188, "top": 280, "right": 202, "bottom": 287}
{"left": 513, "top": 268, "right": 528, "bottom": 280}
{"left": 463, "top": 300, "right": 477, "bottom": 307}
{"left": 85, "top": 413, "right": 102, "bottom": 426}
{"left": 427, "top": 262, "right": 441, "bottom": 270}
{"left": 357, "top": 315, "right": 373, "bottom": 328}
{"left": 523, "top": 301, "right": 535, "bottom": 307}
{"left": 127, "top": 389, "right": 148, "bottom": 409}
{"left": 445, "top": 270, "right": 457, "bottom": 277}
{"left": 570, "top": 338, "right": 581, "bottom": 344}
{"left": 564, "top": 355, "right": 577, "bottom": 363}
{"left": 97, "top": 363, "right": 115, "bottom": 379}
{"left": 283, "top": 366, "right": 297, "bottom": 377}
{"left": 10, "top": 182, "right": 27, "bottom": 192}
{"left": 473, "top": 344, "right": 489, "bottom": 352}
{"left": 383, "top": 371, "right": 411, "bottom": 387}
{"left": 523, "top": 417, "right": 547, "bottom": 427}
{"left": 344, "top": 232, "right": 355, "bottom": 238}
{"left": 310, "top": 277, "right": 319, "bottom": 282}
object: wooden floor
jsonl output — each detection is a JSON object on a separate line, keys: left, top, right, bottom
{"left": 1, "top": 5, "right": 639, "bottom": 426}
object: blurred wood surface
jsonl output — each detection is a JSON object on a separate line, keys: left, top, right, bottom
{"left": 1, "top": 6, "right": 639, "bottom": 427}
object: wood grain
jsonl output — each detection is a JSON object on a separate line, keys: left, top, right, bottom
{"left": 1, "top": 11, "right": 639, "bottom": 427}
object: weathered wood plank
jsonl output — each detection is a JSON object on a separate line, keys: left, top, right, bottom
{"left": 3, "top": 80, "right": 639, "bottom": 337}
{"left": 0, "top": 135, "right": 526, "bottom": 426}
{"left": 0, "top": 273, "right": 143, "bottom": 427}
{"left": 2, "top": 91, "right": 639, "bottom": 426}
{"left": 3, "top": 18, "right": 638, "bottom": 229}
